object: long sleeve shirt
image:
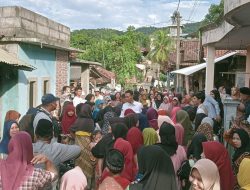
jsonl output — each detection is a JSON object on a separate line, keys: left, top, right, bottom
{"left": 203, "top": 95, "right": 220, "bottom": 119}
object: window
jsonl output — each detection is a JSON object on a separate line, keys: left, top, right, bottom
{"left": 28, "top": 80, "right": 37, "bottom": 108}
{"left": 43, "top": 80, "right": 49, "bottom": 95}
{"left": 42, "top": 77, "right": 50, "bottom": 95}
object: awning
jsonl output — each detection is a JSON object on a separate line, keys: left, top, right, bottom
{"left": 171, "top": 51, "right": 238, "bottom": 76}
{"left": 0, "top": 48, "right": 36, "bottom": 71}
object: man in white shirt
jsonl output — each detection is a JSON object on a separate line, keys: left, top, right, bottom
{"left": 120, "top": 90, "right": 143, "bottom": 117}
{"left": 192, "top": 92, "right": 208, "bottom": 115}
{"left": 73, "top": 86, "right": 86, "bottom": 107}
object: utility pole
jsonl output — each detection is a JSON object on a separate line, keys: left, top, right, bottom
{"left": 175, "top": 11, "right": 181, "bottom": 93}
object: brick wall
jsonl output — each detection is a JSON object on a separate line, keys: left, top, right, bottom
{"left": 56, "top": 50, "right": 69, "bottom": 97}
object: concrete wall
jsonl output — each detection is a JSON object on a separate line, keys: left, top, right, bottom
{"left": 18, "top": 43, "right": 56, "bottom": 116}
{"left": 0, "top": 6, "right": 70, "bottom": 48}
{"left": 224, "top": 0, "right": 250, "bottom": 15}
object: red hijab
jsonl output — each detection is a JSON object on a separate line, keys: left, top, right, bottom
{"left": 202, "top": 141, "right": 235, "bottom": 190}
{"left": 61, "top": 103, "right": 77, "bottom": 134}
{"left": 0, "top": 131, "right": 34, "bottom": 190}
{"left": 114, "top": 138, "right": 137, "bottom": 182}
{"left": 170, "top": 107, "right": 181, "bottom": 124}
{"left": 146, "top": 108, "right": 159, "bottom": 130}
{"left": 126, "top": 127, "right": 143, "bottom": 155}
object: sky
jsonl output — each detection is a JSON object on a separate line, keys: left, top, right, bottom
{"left": 0, "top": 0, "right": 220, "bottom": 31}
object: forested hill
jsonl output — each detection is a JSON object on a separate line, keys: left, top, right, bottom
{"left": 71, "top": 22, "right": 201, "bottom": 39}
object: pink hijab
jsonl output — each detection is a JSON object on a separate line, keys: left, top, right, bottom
{"left": 60, "top": 166, "right": 87, "bottom": 190}
{"left": 0, "top": 131, "right": 34, "bottom": 190}
{"left": 170, "top": 107, "right": 181, "bottom": 124}
{"left": 157, "top": 115, "right": 184, "bottom": 145}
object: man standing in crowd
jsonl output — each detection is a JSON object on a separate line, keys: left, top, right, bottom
{"left": 192, "top": 92, "right": 208, "bottom": 115}
{"left": 33, "top": 93, "right": 60, "bottom": 132}
{"left": 240, "top": 87, "right": 250, "bottom": 120}
{"left": 120, "top": 90, "right": 142, "bottom": 117}
{"left": 73, "top": 86, "right": 86, "bottom": 107}
{"left": 60, "top": 86, "right": 72, "bottom": 106}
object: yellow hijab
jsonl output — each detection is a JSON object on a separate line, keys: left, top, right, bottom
{"left": 237, "top": 158, "right": 250, "bottom": 190}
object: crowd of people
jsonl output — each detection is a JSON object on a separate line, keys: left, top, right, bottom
{"left": 0, "top": 84, "right": 250, "bottom": 190}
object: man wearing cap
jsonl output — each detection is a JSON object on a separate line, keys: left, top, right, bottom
{"left": 240, "top": 87, "right": 250, "bottom": 120}
{"left": 33, "top": 93, "right": 60, "bottom": 133}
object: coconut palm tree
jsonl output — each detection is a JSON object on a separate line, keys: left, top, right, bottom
{"left": 148, "top": 30, "right": 173, "bottom": 86}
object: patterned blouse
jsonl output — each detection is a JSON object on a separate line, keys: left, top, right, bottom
{"left": 0, "top": 168, "right": 52, "bottom": 190}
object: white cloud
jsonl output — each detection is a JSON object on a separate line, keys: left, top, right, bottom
{"left": 0, "top": 0, "right": 220, "bottom": 30}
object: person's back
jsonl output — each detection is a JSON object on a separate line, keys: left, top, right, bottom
{"left": 33, "top": 119, "right": 81, "bottom": 169}
{"left": 0, "top": 132, "right": 58, "bottom": 190}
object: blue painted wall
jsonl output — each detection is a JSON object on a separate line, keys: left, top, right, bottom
{"left": 0, "top": 66, "right": 19, "bottom": 136}
{"left": 17, "top": 43, "right": 56, "bottom": 116}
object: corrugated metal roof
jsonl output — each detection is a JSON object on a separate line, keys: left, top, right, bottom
{"left": 171, "top": 51, "right": 238, "bottom": 76}
{"left": 0, "top": 48, "right": 36, "bottom": 71}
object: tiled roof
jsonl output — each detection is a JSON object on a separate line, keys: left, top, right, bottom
{"left": 168, "top": 39, "right": 200, "bottom": 64}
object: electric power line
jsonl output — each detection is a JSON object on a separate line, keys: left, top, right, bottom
{"left": 187, "top": 0, "right": 199, "bottom": 22}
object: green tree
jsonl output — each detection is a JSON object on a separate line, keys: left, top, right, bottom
{"left": 202, "top": 0, "right": 224, "bottom": 26}
{"left": 148, "top": 30, "right": 173, "bottom": 67}
{"left": 72, "top": 26, "right": 146, "bottom": 86}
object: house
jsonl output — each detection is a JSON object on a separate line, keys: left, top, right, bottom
{"left": 0, "top": 6, "right": 76, "bottom": 130}
{"left": 201, "top": 1, "right": 250, "bottom": 93}
{"left": 70, "top": 58, "right": 116, "bottom": 94}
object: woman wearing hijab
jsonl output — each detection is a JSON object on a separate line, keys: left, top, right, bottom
{"left": 224, "top": 128, "right": 250, "bottom": 174}
{"left": 70, "top": 103, "right": 96, "bottom": 189}
{"left": 159, "top": 96, "right": 172, "bottom": 113}
{"left": 231, "top": 129, "right": 250, "bottom": 176}
{"left": 93, "top": 99, "right": 104, "bottom": 122}
{"left": 138, "top": 113, "right": 149, "bottom": 131}
{"left": 102, "top": 111, "right": 116, "bottom": 135}
{"left": 237, "top": 158, "right": 250, "bottom": 190}
{"left": 177, "top": 134, "right": 208, "bottom": 190}
{"left": 124, "top": 113, "right": 139, "bottom": 129}
{"left": 4, "top": 110, "right": 21, "bottom": 122}
{"left": 127, "top": 145, "right": 177, "bottom": 190}
{"left": 0, "top": 131, "right": 57, "bottom": 190}
{"left": 146, "top": 108, "right": 158, "bottom": 130}
{"left": 126, "top": 127, "right": 143, "bottom": 169}
{"left": 187, "top": 134, "right": 207, "bottom": 161}
{"left": 202, "top": 141, "right": 235, "bottom": 190}
{"left": 154, "top": 93, "right": 163, "bottom": 109}
{"left": 61, "top": 103, "right": 77, "bottom": 134}
{"left": 0, "top": 120, "right": 19, "bottom": 159}
{"left": 189, "top": 159, "right": 220, "bottom": 190}
{"left": 156, "top": 122, "right": 186, "bottom": 189}
{"left": 60, "top": 166, "right": 87, "bottom": 190}
{"left": 142, "top": 128, "right": 159, "bottom": 146}
{"left": 98, "top": 149, "right": 130, "bottom": 190}
{"left": 113, "top": 131, "right": 137, "bottom": 182}
{"left": 195, "top": 119, "right": 214, "bottom": 141}
{"left": 158, "top": 115, "right": 184, "bottom": 145}
{"left": 194, "top": 113, "right": 207, "bottom": 131}
{"left": 176, "top": 110, "right": 194, "bottom": 146}
{"left": 170, "top": 106, "right": 182, "bottom": 124}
